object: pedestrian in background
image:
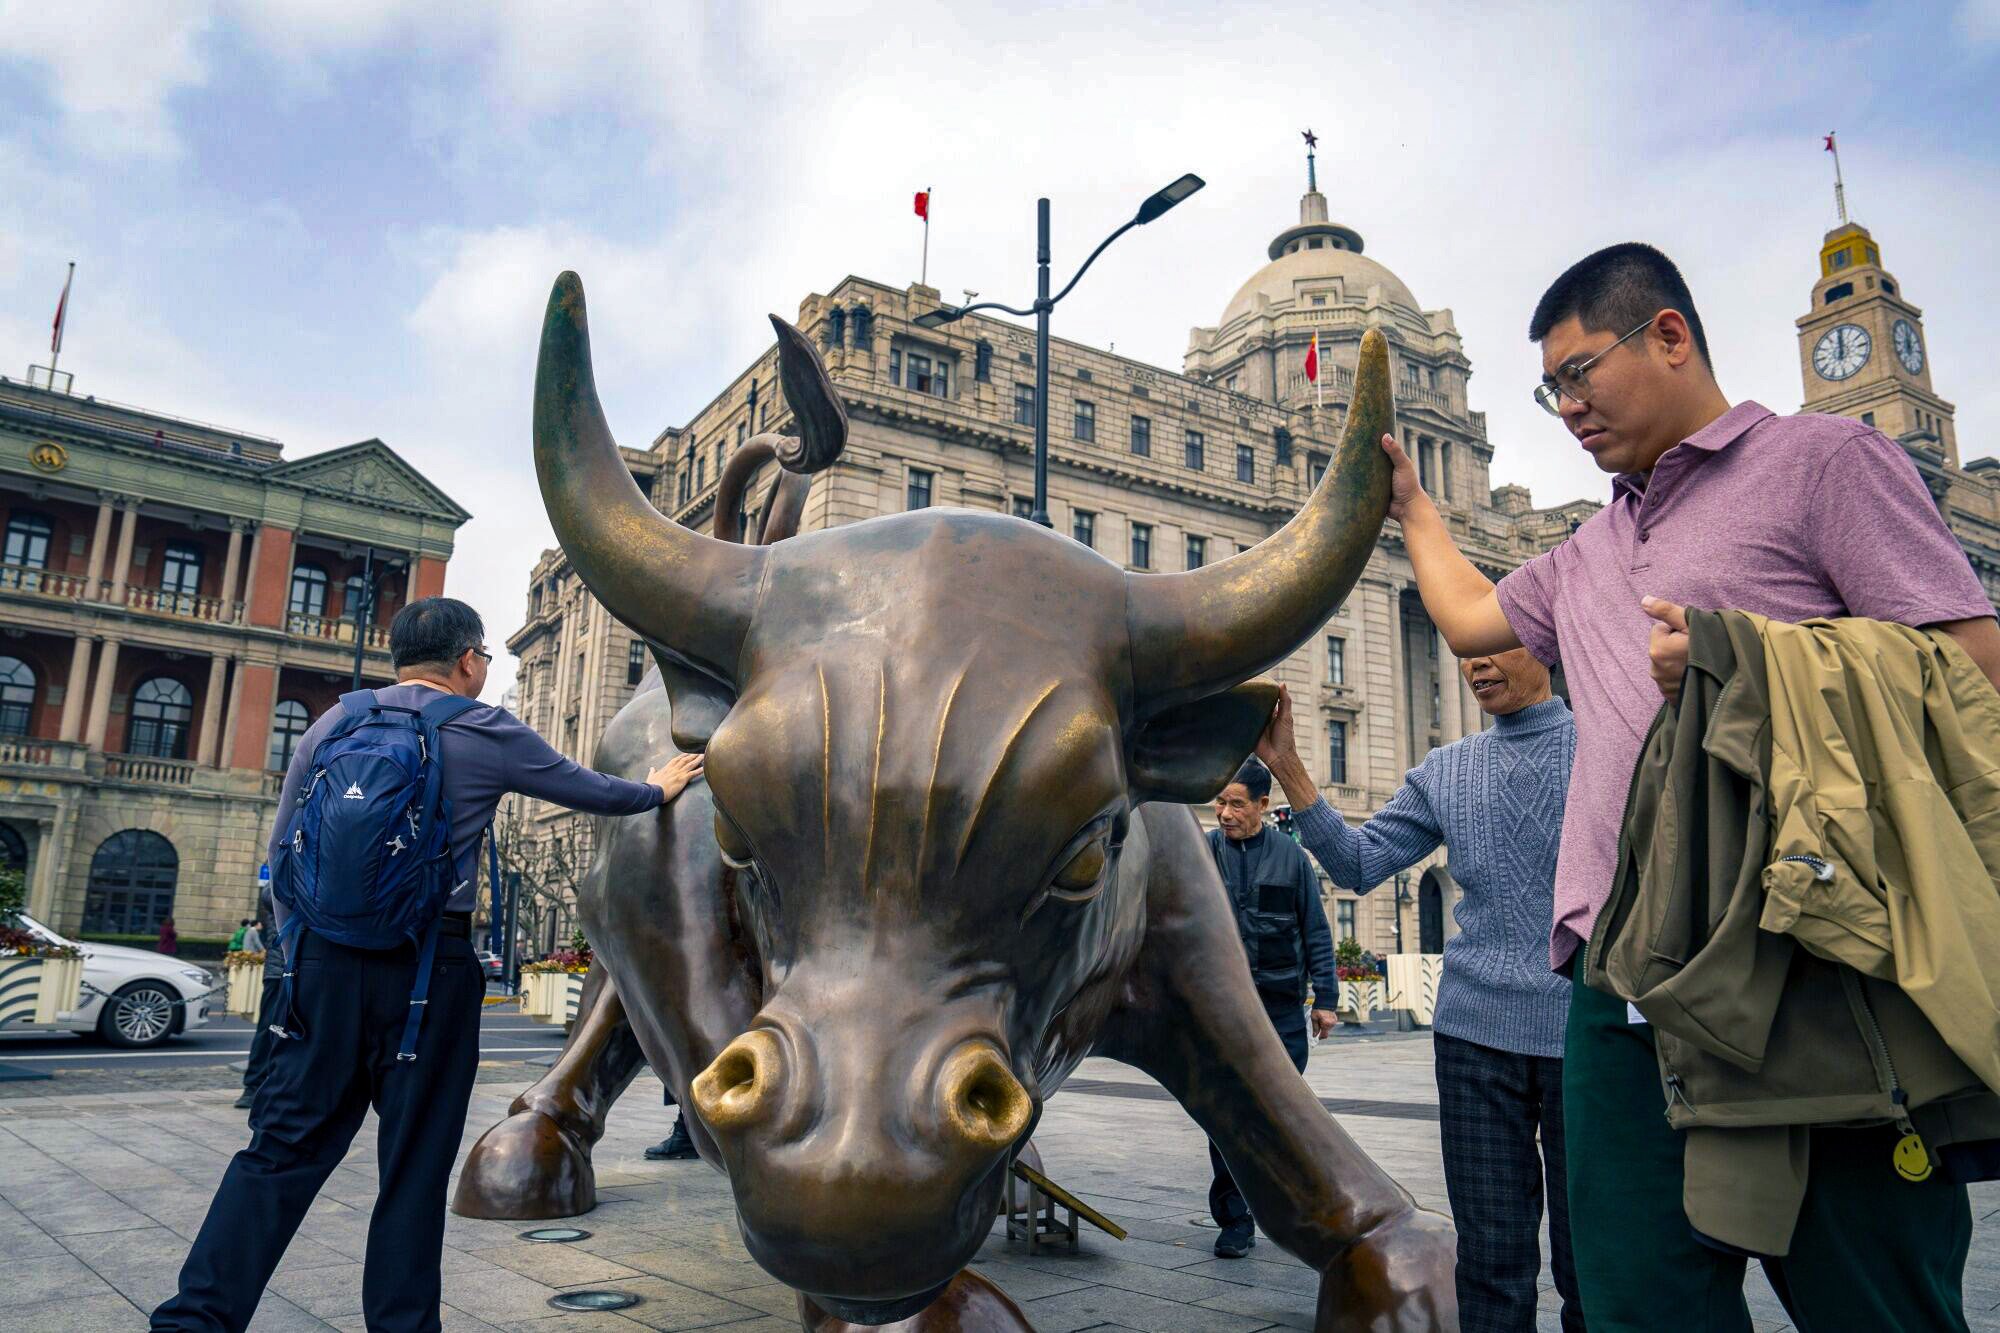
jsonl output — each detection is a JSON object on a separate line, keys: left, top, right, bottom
{"left": 156, "top": 917, "right": 177, "bottom": 956}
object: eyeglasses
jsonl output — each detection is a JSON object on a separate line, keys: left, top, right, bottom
{"left": 1533, "top": 317, "right": 1654, "bottom": 416}
{"left": 470, "top": 648, "right": 493, "bottom": 662}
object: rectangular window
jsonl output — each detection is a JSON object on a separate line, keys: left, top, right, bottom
{"left": 696, "top": 453, "right": 706, "bottom": 492}
{"left": 1076, "top": 367, "right": 1093, "bottom": 382}
{"left": 1274, "top": 427, "right": 1293, "bottom": 466}
{"left": 906, "top": 467, "right": 933, "bottom": 510}
{"left": 906, "top": 352, "right": 949, "bottom": 397}
{"left": 1308, "top": 452, "right": 1329, "bottom": 486}
{"left": 1184, "top": 429, "right": 1204, "bottom": 470}
{"left": 736, "top": 421, "right": 747, "bottom": 448}
{"left": 1012, "top": 497, "right": 1035, "bottom": 521}
{"left": 889, "top": 347, "right": 903, "bottom": 385}
{"left": 1130, "top": 415, "right": 1151, "bottom": 456}
{"left": 1072, "top": 509, "right": 1095, "bottom": 549}
{"left": 974, "top": 342, "right": 992, "bottom": 382}
{"left": 1336, "top": 898, "right": 1356, "bottom": 940}
{"left": 1235, "top": 443, "right": 1255, "bottom": 483}
{"left": 1861, "top": 411, "right": 1876, "bottom": 427}
{"left": 1130, "top": 522, "right": 1152, "bottom": 570}
{"left": 1185, "top": 534, "right": 1206, "bottom": 570}
{"left": 1074, "top": 400, "right": 1095, "bottom": 442}
{"left": 627, "top": 640, "right": 648, "bottom": 686}
{"left": 1013, "top": 384, "right": 1036, "bottom": 425}
{"left": 1329, "top": 720, "right": 1349, "bottom": 785}
{"left": 1327, "top": 636, "right": 1345, "bottom": 686}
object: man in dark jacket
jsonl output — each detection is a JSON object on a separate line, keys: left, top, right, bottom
{"left": 1204, "top": 758, "right": 1338, "bottom": 1258}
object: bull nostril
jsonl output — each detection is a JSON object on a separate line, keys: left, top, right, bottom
{"left": 938, "top": 1045, "right": 1031, "bottom": 1153}
{"left": 691, "top": 1029, "right": 784, "bottom": 1131}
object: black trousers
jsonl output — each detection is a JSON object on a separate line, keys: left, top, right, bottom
{"left": 1209, "top": 993, "right": 1310, "bottom": 1231}
{"left": 240, "top": 976, "right": 283, "bottom": 1092}
{"left": 153, "top": 930, "right": 484, "bottom": 1333}
{"left": 1434, "top": 1031, "right": 1584, "bottom": 1333}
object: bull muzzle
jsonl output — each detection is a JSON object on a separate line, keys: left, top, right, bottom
{"left": 688, "top": 1024, "right": 1033, "bottom": 1314}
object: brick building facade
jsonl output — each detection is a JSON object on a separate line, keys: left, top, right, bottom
{"left": 0, "top": 375, "right": 466, "bottom": 942}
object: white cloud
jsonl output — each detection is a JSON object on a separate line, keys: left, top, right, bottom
{"left": 0, "top": 1, "right": 213, "bottom": 157}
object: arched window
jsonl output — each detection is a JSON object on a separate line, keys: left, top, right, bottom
{"left": 128, "top": 677, "right": 193, "bottom": 759}
{"left": 160, "top": 541, "right": 204, "bottom": 599}
{"left": 268, "top": 699, "right": 310, "bottom": 772}
{"left": 288, "top": 563, "right": 329, "bottom": 633}
{"left": 3, "top": 511, "right": 53, "bottom": 570}
{"left": 343, "top": 573, "right": 370, "bottom": 625}
{"left": 83, "top": 831, "right": 178, "bottom": 935}
{"left": 0, "top": 656, "right": 34, "bottom": 737}
{"left": 0, "top": 822, "right": 26, "bottom": 874}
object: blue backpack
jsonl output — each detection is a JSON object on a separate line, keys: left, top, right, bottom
{"left": 270, "top": 689, "right": 482, "bottom": 1062}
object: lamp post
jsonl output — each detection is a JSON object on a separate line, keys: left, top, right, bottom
{"left": 915, "top": 174, "right": 1204, "bottom": 526}
{"left": 1392, "top": 870, "right": 1410, "bottom": 955}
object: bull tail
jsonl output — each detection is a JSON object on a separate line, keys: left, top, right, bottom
{"left": 714, "top": 314, "right": 848, "bottom": 546}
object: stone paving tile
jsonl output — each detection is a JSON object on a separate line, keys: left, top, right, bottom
{"left": 0, "top": 1290, "right": 148, "bottom": 1332}
{"left": 7, "top": 1251, "right": 120, "bottom": 1306}
{"left": 1193, "top": 1279, "right": 1320, "bottom": 1330}
{"left": 466, "top": 1241, "right": 651, "bottom": 1287}
{"left": 1019, "top": 1282, "right": 1273, "bottom": 1332}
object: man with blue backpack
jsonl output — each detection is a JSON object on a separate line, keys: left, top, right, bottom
{"left": 154, "top": 597, "right": 701, "bottom": 1333}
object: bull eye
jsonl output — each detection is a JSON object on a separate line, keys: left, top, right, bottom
{"left": 715, "top": 810, "right": 755, "bottom": 870}
{"left": 1048, "top": 837, "right": 1108, "bottom": 903}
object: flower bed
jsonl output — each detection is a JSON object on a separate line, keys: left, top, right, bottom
{"left": 224, "top": 951, "right": 267, "bottom": 1023}
{"left": 519, "top": 938, "right": 592, "bottom": 1025}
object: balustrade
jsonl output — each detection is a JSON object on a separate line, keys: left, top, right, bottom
{"left": 103, "top": 754, "right": 197, "bottom": 786}
{"left": 286, "top": 612, "right": 390, "bottom": 650}
{"left": 0, "top": 562, "right": 93, "bottom": 600}
{"left": 0, "top": 736, "right": 89, "bottom": 770}
{"left": 117, "top": 583, "right": 238, "bottom": 623}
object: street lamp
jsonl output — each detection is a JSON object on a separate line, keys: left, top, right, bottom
{"left": 1392, "top": 871, "right": 1410, "bottom": 955}
{"left": 913, "top": 173, "right": 1204, "bottom": 527}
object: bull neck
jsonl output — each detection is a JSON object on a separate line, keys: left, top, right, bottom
{"left": 1490, "top": 697, "right": 1568, "bottom": 734}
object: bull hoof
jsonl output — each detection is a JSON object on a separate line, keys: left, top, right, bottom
{"left": 450, "top": 1109, "right": 596, "bottom": 1219}
{"left": 1315, "top": 1207, "right": 1458, "bottom": 1332}
{"left": 799, "top": 1270, "right": 1033, "bottom": 1332}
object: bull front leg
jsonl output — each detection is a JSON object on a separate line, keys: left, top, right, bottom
{"left": 1098, "top": 805, "right": 1457, "bottom": 1331}
{"left": 452, "top": 961, "right": 649, "bottom": 1219}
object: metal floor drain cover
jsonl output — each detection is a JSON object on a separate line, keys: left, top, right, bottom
{"left": 549, "top": 1290, "right": 640, "bottom": 1311}
{"left": 519, "top": 1227, "right": 591, "bottom": 1243}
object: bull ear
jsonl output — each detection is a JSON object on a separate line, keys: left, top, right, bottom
{"left": 651, "top": 648, "right": 736, "bottom": 752}
{"left": 1126, "top": 680, "right": 1280, "bottom": 805}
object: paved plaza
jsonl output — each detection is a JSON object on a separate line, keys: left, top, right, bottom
{"left": 1, "top": 1031, "right": 1994, "bottom": 1332}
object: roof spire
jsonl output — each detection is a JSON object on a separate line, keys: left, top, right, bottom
{"left": 1302, "top": 127, "right": 1318, "bottom": 193}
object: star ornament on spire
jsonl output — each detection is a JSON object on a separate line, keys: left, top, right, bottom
{"left": 1302, "top": 128, "right": 1318, "bottom": 150}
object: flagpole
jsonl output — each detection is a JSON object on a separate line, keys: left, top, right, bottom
{"left": 49, "top": 261, "right": 74, "bottom": 383}
{"left": 921, "top": 185, "right": 931, "bottom": 287}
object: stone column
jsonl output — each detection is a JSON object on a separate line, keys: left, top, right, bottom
{"left": 1436, "top": 627, "right": 1463, "bottom": 744}
{"left": 107, "top": 499, "right": 139, "bottom": 602}
{"left": 26, "top": 819, "right": 59, "bottom": 921}
{"left": 83, "top": 495, "right": 113, "bottom": 588}
{"left": 57, "top": 636, "right": 94, "bottom": 742}
{"left": 84, "top": 637, "right": 121, "bottom": 749}
{"left": 220, "top": 521, "right": 248, "bottom": 621}
{"left": 195, "top": 654, "right": 229, "bottom": 766}
{"left": 217, "top": 659, "right": 243, "bottom": 772}
{"left": 1385, "top": 584, "right": 1409, "bottom": 775}
{"left": 1462, "top": 674, "right": 1484, "bottom": 733}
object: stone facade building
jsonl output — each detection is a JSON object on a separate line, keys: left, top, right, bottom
{"left": 510, "top": 181, "right": 1596, "bottom": 957}
{"left": 0, "top": 375, "right": 466, "bottom": 942}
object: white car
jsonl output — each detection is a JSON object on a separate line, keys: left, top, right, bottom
{"left": 3, "top": 910, "right": 216, "bottom": 1048}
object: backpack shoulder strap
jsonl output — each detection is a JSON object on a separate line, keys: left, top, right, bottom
{"left": 417, "top": 693, "right": 483, "bottom": 728}
{"left": 338, "top": 689, "right": 380, "bottom": 716}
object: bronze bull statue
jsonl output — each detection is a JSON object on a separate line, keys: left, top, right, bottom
{"left": 453, "top": 272, "right": 1458, "bottom": 1330}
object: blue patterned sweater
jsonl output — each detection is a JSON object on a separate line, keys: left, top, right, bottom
{"left": 1292, "top": 697, "right": 1574, "bottom": 1058}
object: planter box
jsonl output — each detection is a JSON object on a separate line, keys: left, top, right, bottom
{"left": 0, "top": 955, "right": 84, "bottom": 1026}
{"left": 1335, "top": 979, "right": 1385, "bottom": 1024}
{"left": 1385, "top": 954, "right": 1445, "bottom": 1026}
{"left": 226, "top": 961, "right": 265, "bottom": 1023}
{"left": 531, "top": 972, "right": 585, "bottom": 1026}
{"left": 518, "top": 971, "right": 556, "bottom": 1019}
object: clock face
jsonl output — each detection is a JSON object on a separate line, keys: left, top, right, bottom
{"left": 1813, "top": 323, "right": 1871, "bottom": 381}
{"left": 1893, "top": 319, "right": 1924, "bottom": 374}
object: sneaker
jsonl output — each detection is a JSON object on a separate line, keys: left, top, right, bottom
{"left": 1213, "top": 1222, "right": 1255, "bottom": 1258}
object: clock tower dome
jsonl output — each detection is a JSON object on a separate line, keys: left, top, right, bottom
{"left": 1796, "top": 220, "right": 1958, "bottom": 472}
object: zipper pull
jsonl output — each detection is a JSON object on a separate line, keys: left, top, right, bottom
{"left": 1890, "top": 1089, "right": 1933, "bottom": 1182}
{"left": 1664, "top": 1073, "right": 1693, "bottom": 1118}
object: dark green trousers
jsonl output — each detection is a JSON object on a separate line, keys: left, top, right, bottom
{"left": 1563, "top": 948, "right": 1973, "bottom": 1332}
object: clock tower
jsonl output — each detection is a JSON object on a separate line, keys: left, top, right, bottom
{"left": 1796, "top": 220, "right": 1959, "bottom": 471}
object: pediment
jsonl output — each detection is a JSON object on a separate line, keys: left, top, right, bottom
{"left": 269, "top": 439, "right": 469, "bottom": 522}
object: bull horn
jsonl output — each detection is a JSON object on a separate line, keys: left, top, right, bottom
{"left": 1126, "top": 327, "right": 1394, "bottom": 714}
{"left": 533, "top": 272, "right": 765, "bottom": 684}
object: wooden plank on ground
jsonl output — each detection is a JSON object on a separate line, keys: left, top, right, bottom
{"left": 1011, "top": 1161, "right": 1127, "bottom": 1240}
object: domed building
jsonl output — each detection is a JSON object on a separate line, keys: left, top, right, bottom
{"left": 507, "top": 161, "right": 1599, "bottom": 963}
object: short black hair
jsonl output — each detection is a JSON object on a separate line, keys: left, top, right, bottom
{"left": 1231, "top": 759, "right": 1272, "bottom": 801}
{"left": 390, "top": 597, "right": 484, "bottom": 670}
{"left": 1528, "top": 242, "right": 1710, "bottom": 367}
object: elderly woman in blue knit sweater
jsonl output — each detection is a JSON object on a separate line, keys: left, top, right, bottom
{"left": 1256, "top": 648, "right": 1581, "bottom": 1333}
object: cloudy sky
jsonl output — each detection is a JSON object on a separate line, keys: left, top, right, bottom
{"left": 4, "top": 1, "right": 1997, "bottom": 697}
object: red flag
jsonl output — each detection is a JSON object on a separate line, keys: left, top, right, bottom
{"left": 914, "top": 190, "right": 930, "bottom": 221}
{"left": 51, "top": 263, "right": 73, "bottom": 356}
{"left": 1823, "top": 132, "right": 1836, "bottom": 152}
{"left": 1304, "top": 332, "right": 1319, "bottom": 383}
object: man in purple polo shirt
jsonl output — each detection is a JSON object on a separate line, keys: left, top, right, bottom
{"left": 1385, "top": 243, "right": 2000, "bottom": 1331}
